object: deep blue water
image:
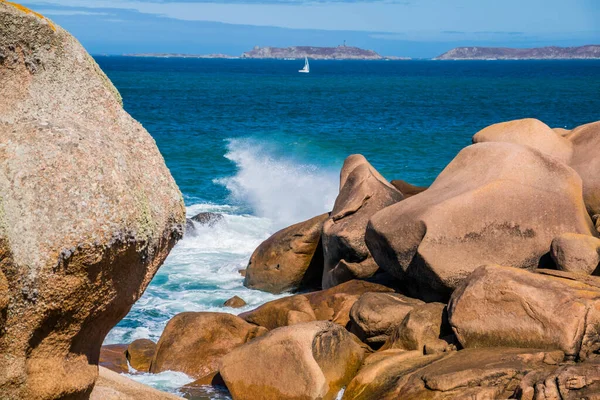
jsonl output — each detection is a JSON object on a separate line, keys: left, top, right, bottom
{"left": 96, "top": 57, "right": 600, "bottom": 395}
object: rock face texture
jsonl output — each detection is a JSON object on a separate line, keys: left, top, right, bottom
{"left": 349, "top": 292, "right": 424, "bottom": 347}
{"left": 219, "top": 321, "right": 365, "bottom": 400}
{"left": 567, "top": 121, "right": 600, "bottom": 217}
{"left": 322, "top": 155, "right": 403, "bottom": 288}
{"left": 389, "top": 180, "right": 427, "bottom": 198}
{"left": 448, "top": 265, "right": 600, "bottom": 360}
{"left": 0, "top": 4, "right": 185, "bottom": 398}
{"left": 551, "top": 233, "right": 600, "bottom": 274}
{"left": 472, "top": 118, "right": 573, "bottom": 162}
{"left": 90, "top": 367, "right": 180, "bottom": 400}
{"left": 223, "top": 295, "right": 247, "bottom": 308}
{"left": 99, "top": 344, "right": 129, "bottom": 374}
{"left": 150, "top": 312, "right": 266, "bottom": 380}
{"left": 126, "top": 339, "right": 156, "bottom": 373}
{"left": 244, "top": 213, "right": 328, "bottom": 294}
{"left": 366, "top": 142, "right": 595, "bottom": 300}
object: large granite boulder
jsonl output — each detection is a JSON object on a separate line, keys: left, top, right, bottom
{"left": 366, "top": 142, "right": 596, "bottom": 300}
{"left": 322, "top": 155, "right": 404, "bottom": 288}
{"left": 219, "top": 321, "right": 365, "bottom": 400}
{"left": 343, "top": 348, "right": 566, "bottom": 400}
{"left": 99, "top": 344, "right": 129, "bottom": 374}
{"left": 0, "top": 4, "right": 185, "bottom": 399}
{"left": 244, "top": 213, "right": 328, "bottom": 294}
{"left": 472, "top": 118, "right": 573, "bottom": 163}
{"left": 240, "top": 280, "right": 393, "bottom": 330}
{"left": 150, "top": 312, "right": 267, "bottom": 381}
{"left": 551, "top": 233, "right": 600, "bottom": 275}
{"left": 126, "top": 339, "right": 156, "bottom": 373}
{"left": 348, "top": 292, "right": 424, "bottom": 347}
{"left": 448, "top": 265, "right": 600, "bottom": 360}
{"left": 567, "top": 121, "right": 600, "bottom": 216}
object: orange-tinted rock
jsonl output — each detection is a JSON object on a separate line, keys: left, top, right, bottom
{"left": 244, "top": 213, "right": 328, "bottom": 294}
{"left": 349, "top": 292, "right": 424, "bottom": 347}
{"left": 553, "top": 127, "right": 571, "bottom": 137}
{"left": 0, "top": 4, "right": 185, "bottom": 398}
{"left": 449, "top": 265, "right": 600, "bottom": 360}
{"left": 223, "top": 295, "right": 247, "bottom": 308}
{"left": 567, "top": 121, "right": 600, "bottom": 216}
{"left": 239, "top": 295, "right": 317, "bottom": 330}
{"left": 126, "top": 339, "right": 156, "bottom": 373}
{"left": 473, "top": 118, "right": 573, "bottom": 162}
{"left": 90, "top": 367, "right": 181, "bottom": 400}
{"left": 551, "top": 233, "right": 600, "bottom": 275}
{"left": 367, "top": 142, "right": 595, "bottom": 300}
{"left": 99, "top": 344, "right": 129, "bottom": 374}
{"left": 219, "top": 321, "right": 365, "bottom": 400}
{"left": 150, "top": 312, "right": 266, "bottom": 380}
{"left": 390, "top": 180, "right": 427, "bottom": 198}
{"left": 322, "top": 155, "right": 403, "bottom": 288}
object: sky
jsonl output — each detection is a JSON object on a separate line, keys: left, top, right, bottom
{"left": 20, "top": 0, "right": 600, "bottom": 58}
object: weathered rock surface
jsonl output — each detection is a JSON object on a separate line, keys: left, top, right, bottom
{"left": 322, "top": 155, "right": 404, "bottom": 288}
{"left": 90, "top": 367, "right": 181, "bottom": 400}
{"left": 150, "top": 312, "right": 267, "bottom": 380}
{"left": 383, "top": 302, "right": 455, "bottom": 355}
{"left": 449, "top": 265, "right": 600, "bottom": 360}
{"left": 0, "top": 3, "right": 185, "bottom": 398}
{"left": 126, "top": 339, "right": 156, "bottom": 373}
{"left": 567, "top": 121, "right": 600, "bottom": 216}
{"left": 99, "top": 344, "right": 129, "bottom": 374}
{"left": 190, "top": 212, "right": 224, "bottom": 227}
{"left": 343, "top": 348, "right": 566, "bottom": 400}
{"left": 553, "top": 127, "right": 570, "bottom": 137}
{"left": 390, "top": 180, "right": 427, "bottom": 198}
{"left": 240, "top": 280, "right": 393, "bottom": 330}
{"left": 366, "top": 142, "right": 595, "bottom": 300}
{"left": 349, "top": 292, "right": 424, "bottom": 347}
{"left": 244, "top": 213, "right": 328, "bottom": 294}
{"left": 219, "top": 321, "right": 365, "bottom": 400}
{"left": 472, "top": 118, "right": 573, "bottom": 162}
{"left": 223, "top": 295, "right": 247, "bottom": 308}
{"left": 551, "top": 233, "right": 600, "bottom": 274}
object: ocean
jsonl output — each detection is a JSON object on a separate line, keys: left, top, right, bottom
{"left": 97, "top": 57, "right": 600, "bottom": 395}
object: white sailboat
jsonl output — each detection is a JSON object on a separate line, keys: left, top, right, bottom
{"left": 299, "top": 57, "right": 310, "bottom": 73}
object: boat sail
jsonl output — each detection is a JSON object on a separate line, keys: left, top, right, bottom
{"left": 299, "top": 57, "right": 310, "bottom": 73}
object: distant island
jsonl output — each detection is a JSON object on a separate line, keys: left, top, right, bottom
{"left": 123, "top": 46, "right": 409, "bottom": 60}
{"left": 241, "top": 46, "right": 408, "bottom": 60}
{"left": 435, "top": 45, "right": 600, "bottom": 60}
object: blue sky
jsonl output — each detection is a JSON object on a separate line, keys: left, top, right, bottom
{"left": 21, "top": 0, "right": 600, "bottom": 58}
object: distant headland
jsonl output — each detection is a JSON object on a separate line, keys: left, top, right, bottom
{"left": 435, "top": 45, "right": 600, "bottom": 60}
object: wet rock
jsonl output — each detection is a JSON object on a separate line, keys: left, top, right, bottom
{"left": 0, "top": 4, "right": 185, "bottom": 398}
{"left": 185, "top": 218, "right": 196, "bottom": 235}
{"left": 322, "top": 155, "right": 404, "bottom": 288}
{"left": 190, "top": 212, "right": 224, "bottom": 227}
{"left": 551, "top": 233, "right": 600, "bottom": 274}
{"left": 223, "top": 295, "right": 247, "bottom": 308}
{"left": 126, "top": 339, "right": 156, "bottom": 373}
{"left": 349, "top": 292, "right": 424, "bottom": 347}
{"left": 219, "top": 321, "right": 364, "bottom": 400}
{"left": 90, "top": 367, "right": 180, "bottom": 400}
{"left": 150, "top": 312, "right": 267, "bottom": 381}
{"left": 448, "top": 265, "right": 600, "bottom": 360}
{"left": 99, "top": 344, "right": 129, "bottom": 374}
{"left": 366, "top": 142, "right": 595, "bottom": 301}
{"left": 244, "top": 213, "right": 328, "bottom": 294}
{"left": 390, "top": 180, "right": 428, "bottom": 198}
{"left": 473, "top": 118, "right": 573, "bottom": 163}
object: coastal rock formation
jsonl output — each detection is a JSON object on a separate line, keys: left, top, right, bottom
{"left": 434, "top": 45, "right": 600, "bottom": 60}
{"left": 0, "top": 3, "right": 186, "bottom": 398}
{"left": 567, "top": 121, "right": 600, "bottom": 216}
{"left": 348, "top": 292, "right": 424, "bottom": 347}
{"left": 126, "top": 339, "right": 156, "bottom": 373}
{"left": 223, "top": 295, "right": 247, "bottom": 308}
{"left": 219, "top": 321, "right": 365, "bottom": 400}
{"left": 383, "top": 302, "right": 454, "bottom": 355}
{"left": 99, "top": 344, "right": 129, "bottom": 374}
{"left": 190, "top": 212, "right": 224, "bottom": 227}
{"left": 472, "top": 118, "right": 573, "bottom": 163}
{"left": 366, "top": 142, "right": 595, "bottom": 300}
{"left": 240, "top": 280, "right": 393, "bottom": 330}
{"left": 90, "top": 367, "right": 181, "bottom": 400}
{"left": 390, "top": 180, "right": 427, "bottom": 198}
{"left": 241, "top": 45, "right": 384, "bottom": 60}
{"left": 244, "top": 213, "right": 328, "bottom": 294}
{"left": 551, "top": 233, "right": 600, "bottom": 274}
{"left": 322, "top": 155, "right": 404, "bottom": 288}
{"left": 150, "top": 312, "right": 266, "bottom": 381}
{"left": 448, "top": 265, "right": 600, "bottom": 360}
{"left": 344, "top": 348, "right": 566, "bottom": 400}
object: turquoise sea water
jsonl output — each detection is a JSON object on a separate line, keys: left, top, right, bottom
{"left": 97, "top": 57, "right": 600, "bottom": 395}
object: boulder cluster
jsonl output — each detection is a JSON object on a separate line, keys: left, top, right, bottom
{"left": 102, "top": 118, "right": 600, "bottom": 399}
